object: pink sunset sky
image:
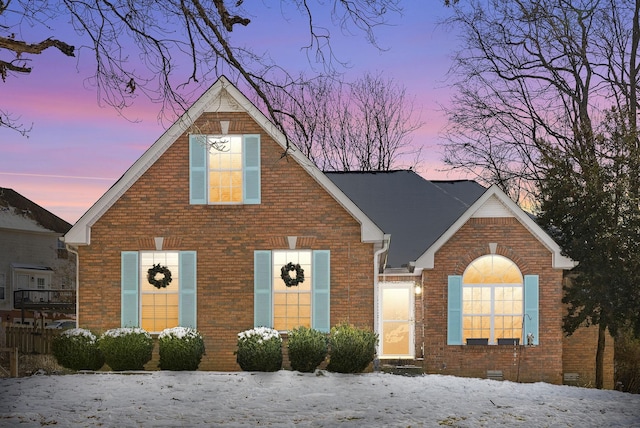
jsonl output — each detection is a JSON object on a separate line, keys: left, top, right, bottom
{"left": 0, "top": 3, "right": 467, "bottom": 224}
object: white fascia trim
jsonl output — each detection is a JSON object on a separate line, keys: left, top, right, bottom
{"left": 414, "top": 185, "right": 576, "bottom": 270}
{"left": 64, "top": 76, "right": 383, "bottom": 246}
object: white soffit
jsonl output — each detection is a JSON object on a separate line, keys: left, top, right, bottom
{"left": 471, "top": 194, "right": 513, "bottom": 218}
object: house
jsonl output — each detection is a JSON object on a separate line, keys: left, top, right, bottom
{"left": 0, "top": 188, "right": 76, "bottom": 326}
{"left": 326, "top": 172, "right": 613, "bottom": 387}
{"left": 64, "top": 76, "right": 613, "bottom": 387}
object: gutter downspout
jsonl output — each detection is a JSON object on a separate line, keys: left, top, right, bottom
{"left": 65, "top": 242, "right": 80, "bottom": 326}
{"left": 373, "top": 234, "right": 391, "bottom": 370}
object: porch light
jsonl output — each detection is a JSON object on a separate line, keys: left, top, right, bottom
{"left": 414, "top": 283, "right": 422, "bottom": 295}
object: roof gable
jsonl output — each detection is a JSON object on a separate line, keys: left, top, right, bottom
{"left": 64, "top": 76, "right": 383, "bottom": 245}
{"left": 326, "top": 171, "right": 485, "bottom": 268}
{"left": 0, "top": 188, "right": 71, "bottom": 234}
{"left": 414, "top": 185, "right": 576, "bottom": 270}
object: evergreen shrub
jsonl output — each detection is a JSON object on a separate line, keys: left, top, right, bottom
{"left": 287, "top": 326, "right": 327, "bottom": 372}
{"left": 327, "top": 323, "right": 378, "bottom": 373}
{"left": 99, "top": 327, "right": 154, "bottom": 371}
{"left": 52, "top": 328, "right": 104, "bottom": 371}
{"left": 236, "top": 327, "right": 282, "bottom": 371}
{"left": 158, "top": 327, "right": 205, "bottom": 371}
{"left": 615, "top": 330, "right": 640, "bottom": 393}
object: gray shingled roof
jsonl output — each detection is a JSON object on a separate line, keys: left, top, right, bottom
{"left": 0, "top": 188, "right": 71, "bottom": 234}
{"left": 326, "top": 171, "right": 485, "bottom": 268}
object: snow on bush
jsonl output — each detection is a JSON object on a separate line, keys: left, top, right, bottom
{"left": 327, "top": 323, "right": 378, "bottom": 373}
{"left": 158, "top": 327, "right": 205, "bottom": 371}
{"left": 287, "top": 326, "right": 328, "bottom": 373}
{"left": 52, "top": 328, "right": 105, "bottom": 371}
{"left": 99, "top": 327, "right": 153, "bottom": 371}
{"left": 236, "top": 327, "right": 282, "bottom": 372}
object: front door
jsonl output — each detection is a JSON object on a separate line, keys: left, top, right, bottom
{"left": 379, "top": 282, "right": 415, "bottom": 358}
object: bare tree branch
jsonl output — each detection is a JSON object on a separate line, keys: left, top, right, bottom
{"left": 1, "top": 0, "right": 403, "bottom": 138}
{"left": 269, "top": 72, "right": 423, "bottom": 171}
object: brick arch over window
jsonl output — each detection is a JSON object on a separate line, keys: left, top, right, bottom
{"left": 452, "top": 245, "right": 530, "bottom": 276}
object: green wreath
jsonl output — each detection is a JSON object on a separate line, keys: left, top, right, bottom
{"left": 147, "top": 264, "right": 173, "bottom": 289}
{"left": 280, "top": 262, "right": 305, "bottom": 287}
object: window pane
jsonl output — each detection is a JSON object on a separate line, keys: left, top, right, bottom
{"left": 299, "top": 305, "right": 311, "bottom": 318}
{"left": 463, "top": 301, "right": 474, "bottom": 315}
{"left": 382, "top": 288, "right": 410, "bottom": 320}
{"left": 230, "top": 154, "right": 242, "bottom": 169}
{"left": 140, "top": 252, "right": 180, "bottom": 333}
{"left": 274, "top": 305, "right": 287, "bottom": 318}
{"left": 462, "top": 255, "right": 524, "bottom": 344}
{"left": 272, "top": 250, "right": 312, "bottom": 331}
{"left": 382, "top": 322, "right": 411, "bottom": 355}
{"left": 299, "top": 293, "right": 311, "bottom": 305}
{"left": 274, "top": 294, "right": 286, "bottom": 305}
{"left": 208, "top": 136, "right": 243, "bottom": 203}
{"left": 286, "top": 293, "right": 299, "bottom": 305}
{"left": 463, "top": 267, "right": 482, "bottom": 284}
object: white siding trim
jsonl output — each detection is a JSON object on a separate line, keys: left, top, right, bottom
{"left": 471, "top": 195, "right": 513, "bottom": 218}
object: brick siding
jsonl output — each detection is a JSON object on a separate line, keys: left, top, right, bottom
{"left": 415, "top": 217, "right": 597, "bottom": 385}
{"left": 77, "top": 112, "right": 375, "bottom": 370}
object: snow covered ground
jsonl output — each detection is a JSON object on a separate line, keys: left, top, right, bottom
{"left": 1, "top": 370, "right": 639, "bottom": 427}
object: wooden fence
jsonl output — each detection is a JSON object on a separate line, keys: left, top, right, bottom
{"left": 0, "top": 348, "right": 18, "bottom": 377}
{"left": 4, "top": 325, "right": 61, "bottom": 354}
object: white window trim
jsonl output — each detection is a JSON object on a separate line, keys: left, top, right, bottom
{"left": 139, "top": 251, "right": 180, "bottom": 334}
{"left": 272, "top": 249, "right": 313, "bottom": 332}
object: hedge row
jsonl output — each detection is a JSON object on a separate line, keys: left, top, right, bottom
{"left": 54, "top": 323, "right": 377, "bottom": 373}
{"left": 236, "top": 323, "right": 378, "bottom": 373}
{"left": 52, "top": 326, "right": 205, "bottom": 371}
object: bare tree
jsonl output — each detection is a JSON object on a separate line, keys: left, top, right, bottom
{"left": 442, "top": 0, "right": 640, "bottom": 389}
{"left": 268, "top": 72, "right": 423, "bottom": 171}
{"left": 1, "top": 1, "right": 402, "bottom": 136}
{"left": 442, "top": 0, "right": 639, "bottom": 202}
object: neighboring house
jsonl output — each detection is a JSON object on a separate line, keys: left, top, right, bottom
{"left": 0, "top": 188, "right": 76, "bottom": 326}
{"left": 64, "top": 76, "right": 612, "bottom": 387}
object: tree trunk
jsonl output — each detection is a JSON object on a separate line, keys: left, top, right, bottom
{"left": 595, "top": 323, "right": 606, "bottom": 389}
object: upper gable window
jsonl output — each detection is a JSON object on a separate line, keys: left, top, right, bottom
{"left": 189, "top": 134, "right": 261, "bottom": 205}
{"left": 208, "top": 136, "right": 243, "bottom": 203}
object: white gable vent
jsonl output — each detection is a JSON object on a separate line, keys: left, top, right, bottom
{"left": 472, "top": 195, "right": 513, "bottom": 218}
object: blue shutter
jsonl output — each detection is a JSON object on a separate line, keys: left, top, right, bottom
{"left": 254, "top": 251, "right": 272, "bottom": 327}
{"left": 121, "top": 252, "right": 139, "bottom": 327}
{"left": 243, "top": 134, "right": 261, "bottom": 204}
{"left": 189, "top": 134, "right": 207, "bottom": 204}
{"left": 179, "top": 251, "right": 197, "bottom": 328}
{"left": 447, "top": 275, "right": 463, "bottom": 345}
{"left": 312, "top": 250, "right": 331, "bottom": 333}
{"left": 524, "top": 275, "right": 539, "bottom": 345}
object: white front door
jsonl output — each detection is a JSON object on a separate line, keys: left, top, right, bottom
{"left": 379, "top": 282, "right": 415, "bottom": 358}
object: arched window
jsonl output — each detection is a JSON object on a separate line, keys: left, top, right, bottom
{"left": 462, "top": 255, "right": 523, "bottom": 344}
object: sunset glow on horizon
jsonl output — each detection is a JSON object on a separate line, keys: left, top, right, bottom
{"left": 1, "top": 4, "right": 466, "bottom": 224}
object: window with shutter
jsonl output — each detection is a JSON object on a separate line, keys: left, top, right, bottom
{"left": 121, "top": 251, "right": 197, "bottom": 332}
{"left": 189, "top": 134, "right": 260, "bottom": 205}
{"left": 254, "top": 250, "right": 330, "bottom": 333}
{"left": 448, "top": 255, "right": 535, "bottom": 346}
